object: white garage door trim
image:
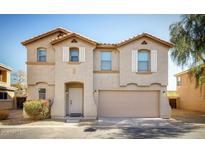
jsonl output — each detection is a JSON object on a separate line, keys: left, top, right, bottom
{"left": 98, "top": 90, "right": 160, "bottom": 118}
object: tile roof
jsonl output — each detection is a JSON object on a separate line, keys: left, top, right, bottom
{"left": 22, "top": 27, "right": 173, "bottom": 48}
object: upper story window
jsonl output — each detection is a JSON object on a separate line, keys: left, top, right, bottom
{"left": 177, "top": 76, "right": 182, "bottom": 86}
{"left": 0, "top": 92, "right": 8, "bottom": 100}
{"left": 138, "top": 50, "right": 150, "bottom": 72}
{"left": 39, "top": 88, "right": 46, "bottom": 100}
{"left": 37, "top": 48, "right": 47, "bottom": 62}
{"left": 70, "top": 48, "right": 79, "bottom": 62}
{"left": 101, "top": 51, "right": 112, "bottom": 70}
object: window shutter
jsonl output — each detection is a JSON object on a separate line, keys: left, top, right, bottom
{"left": 63, "top": 47, "right": 69, "bottom": 62}
{"left": 79, "top": 47, "right": 86, "bottom": 62}
{"left": 151, "top": 50, "right": 157, "bottom": 72}
{"left": 132, "top": 50, "right": 138, "bottom": 72}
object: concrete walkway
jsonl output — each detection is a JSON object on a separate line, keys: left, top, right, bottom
{"left": 0, "top": 109, "right": 205, "bottom": 138}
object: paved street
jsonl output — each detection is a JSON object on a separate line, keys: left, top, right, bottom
{"left": 0, "top": 109, "right": 205, "bottom": 139}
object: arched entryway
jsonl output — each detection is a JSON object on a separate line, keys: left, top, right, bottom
{"left": 65, "top": 82, "right": 84, "bottom": 117}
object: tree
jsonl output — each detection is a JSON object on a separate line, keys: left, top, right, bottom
{"left": 11, "top": 70, "right": 27, "bottom": 97}
{"left": 169, "top": 14, "right": 205, "bottom": 87}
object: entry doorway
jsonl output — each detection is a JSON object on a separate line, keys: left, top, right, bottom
{"left": 65, "top": 82, "right": 83, "bottom": 117}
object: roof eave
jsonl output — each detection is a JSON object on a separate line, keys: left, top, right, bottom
{"left": 117, "top": 33, "right": 174, "bottom": 48}
{"left": 51, "top": 33, "right": 97, "bottom": 46}
{"left": 21, "top": 28, "right": 71, "bottom": 46}
{"left": 0, "top": 64, "right": 12, "bottom": 71}
{"left": 175, "top": 70, "right": 190, "bottom": 76}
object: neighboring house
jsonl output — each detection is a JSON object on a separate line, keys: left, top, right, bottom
{"left": 22, "top": 27, "right": 173, "bottom": 120}
{"left": 0, "top": 64, "right": 15, "bottom": 110}
{"left": 175, "top": 70, "right": 205, "bottom": 112}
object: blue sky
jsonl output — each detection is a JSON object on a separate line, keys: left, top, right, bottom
{"left": 0, "top": 14, "right": 185, "bottom": 90}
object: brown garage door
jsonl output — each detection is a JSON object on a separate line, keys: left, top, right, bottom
{"left": 99, "top": 91, "right": 159, "bottom": 118}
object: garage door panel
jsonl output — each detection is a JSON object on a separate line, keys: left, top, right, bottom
{"left": 99, "top": 91, "right": 159, "bottom": 118}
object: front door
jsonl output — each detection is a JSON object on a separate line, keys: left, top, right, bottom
{"left": 68, "top": 88, "right": 83, "bottom": 117}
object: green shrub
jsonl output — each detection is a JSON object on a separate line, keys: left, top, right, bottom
{"left": 24, "top": 100, "right": 50, "bottom": 120}
{"left": 0, "top": 110, "right": 9, "bottom": 120}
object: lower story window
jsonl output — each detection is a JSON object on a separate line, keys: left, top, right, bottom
{"left": 39, "top": 88, "right": 46, "bottom": 99}
{"left": 0, "top": 92, "right": 8, "bottom": 99}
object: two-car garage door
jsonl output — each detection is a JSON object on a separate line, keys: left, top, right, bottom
{"left": 99, "top": 91, "right": 159, "bottom": 118}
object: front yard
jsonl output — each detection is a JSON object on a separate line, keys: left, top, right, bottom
{"left": 0, "top": 109, "right": 205, "bottom": 138}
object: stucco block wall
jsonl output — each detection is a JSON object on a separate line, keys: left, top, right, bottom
{"left": 177, "top": 73, "right": 205, "bottom": 112}
{"left": 118, "top": 37, "right": 168, "bottom": 86}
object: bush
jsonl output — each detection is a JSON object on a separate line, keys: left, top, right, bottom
{"left": 0, "top": 110, "right": 9, "bottom": 120}
{"left": 24, "top": 100, "right": 50, "bottom": 120}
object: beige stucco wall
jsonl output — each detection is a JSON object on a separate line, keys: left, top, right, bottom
{"left": 27, "top": 83, "right": 54, "bottom": 100}
{"left": 118, "top": 37, "right": 169, "bottom": 86}
{"left": 25, "top": 34, "right": 57, "bottom": 101}
{"left": 27, "top": 65, "right": 55, "bottom": 85}
{"left": 52, "top": 36, "right": 97, "bottom": 119}
{"left": 94, "top": 75, "right": 170, "bottom": 118}
{"left": 93, "top": 37, "right": 170, "bottom": 118}
{"left": 94, "top": 49, "right": 119, "bottom": 71}
{"left": 177, "top": 73, "right": 205, "bottom": 112}
{"left": 25, "top": 33, "right": 59, "bottom": 63}
{"left": 25, "top": 33, "right": 171, "bottom": 119}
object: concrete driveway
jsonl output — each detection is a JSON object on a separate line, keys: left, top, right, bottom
{"left": 0, "top": 109, "right": 205, "bottom": 139}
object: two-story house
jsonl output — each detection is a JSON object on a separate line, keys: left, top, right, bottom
{"left": 22, "top": 27, "right": 173, "bottom": 120}
{"left": 0, "top": 63, "right": 15, "bottom": 110}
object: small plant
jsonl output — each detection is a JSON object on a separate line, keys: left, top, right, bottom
{"left": 24, "top": 100, "right": 50, "bottom": 120}
{"left": 0, "top": 110, "right": 9, "bottom": 120}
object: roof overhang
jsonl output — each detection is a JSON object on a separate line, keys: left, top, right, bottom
{"left": 21, "top": 27, "right": 71, "bottom": 46}
{"left": 117, "top": 33, "right": 173, "bottom": 48}
{"left": 175, "top": 70, "right": 190, "bottom": 76}
{"left": 21, "top": 28, "right": 173, "bottom": 50}
{"left": 0, "top": 63, "right": 12, "bottom": 71}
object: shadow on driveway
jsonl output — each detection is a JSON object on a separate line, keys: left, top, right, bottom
{"left": 83, "top": 121, "right": 202, "bottom": 139}
{"left": 81, "top": 109, "right": 205, "bottom": 138}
